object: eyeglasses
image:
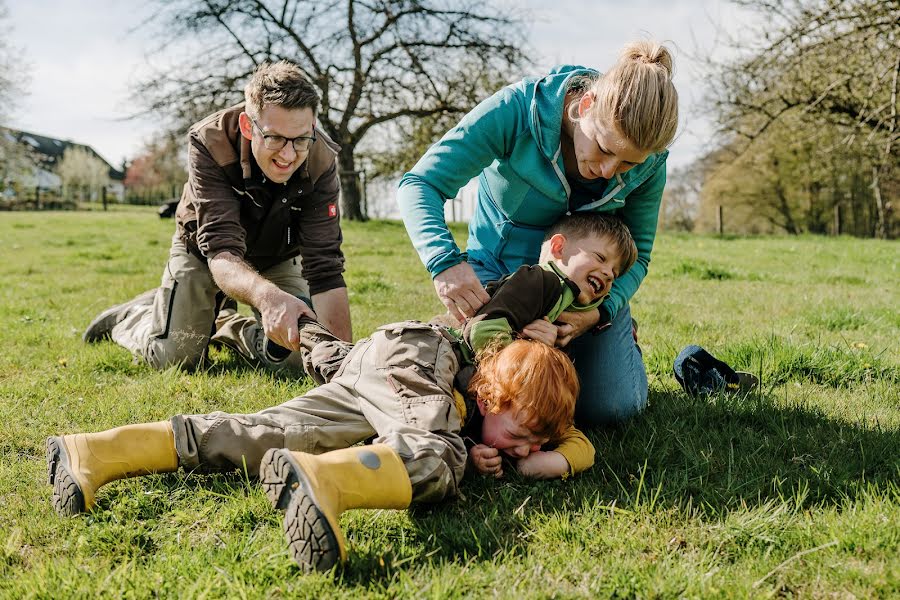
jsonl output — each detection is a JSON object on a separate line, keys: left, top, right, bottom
{"left": 249, "top": 117, "right": 317, "bottom": 153}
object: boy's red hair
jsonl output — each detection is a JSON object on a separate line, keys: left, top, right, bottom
{"left": 469, "top": 340, "right": 579, "bottom": 440}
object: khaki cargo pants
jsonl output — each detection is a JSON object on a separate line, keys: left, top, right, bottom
{"left": 110, "top": 235, "right": 310, "bottom": 370}
{"left": 171, "top": 321, "right": 467, "bottom": 503}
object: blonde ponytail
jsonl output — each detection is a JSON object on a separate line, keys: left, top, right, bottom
{"left": 585, "top": 40, "right": 679, "bottom": 153}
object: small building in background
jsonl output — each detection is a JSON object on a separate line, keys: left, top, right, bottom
{"left": 1, "top": 128, "right": 125, "bottom": 202}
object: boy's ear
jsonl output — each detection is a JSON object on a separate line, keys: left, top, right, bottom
{"left": 476, "top": 398, "right": 487, "bottom": 416}
{"left": 548, "top": 233, "right": 568, "bottom": 260}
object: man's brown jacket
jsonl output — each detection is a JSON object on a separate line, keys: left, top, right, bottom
{"left": 175, "top": 103, "right": 345, "bottom": 295}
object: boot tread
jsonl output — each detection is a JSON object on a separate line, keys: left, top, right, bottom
{"left": 49, "top": 455, "right": 86, "bottom": 516}
{"left": 284, "top": 491, "right": 341, "bottom": 573}
{"left": 46, "top": 437, "right": 61, "bottom": 485}
{"left": 47, "top": 436, "right": 87, "bottom": 516}
{"left": 260, "top": 448, "right": 298, "bottom": 511}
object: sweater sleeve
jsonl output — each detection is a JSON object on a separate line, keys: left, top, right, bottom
{"left": 397, "top": 86, "right": 524, "bottom": 277}
{"left": 548, "top": 426, "right": 595, "bottom": 476}
{"left": 296, "top": 159, "right": 346, "bottom": 295}
{"left": 464, "top": 266, "right": 562, "bottom": 353}
{"left": 603, "top": 157, "right": 667, "bottom": 320}
{"left": 188, "top": 136, "right": 247, "bottom": 261}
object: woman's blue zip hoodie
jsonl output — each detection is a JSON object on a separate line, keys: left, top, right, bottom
{"left": 397, "top": 65, "right": 668, "bottom": 321}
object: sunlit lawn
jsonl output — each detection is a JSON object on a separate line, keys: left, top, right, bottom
{"left": 1, "top": 206, "right": 897, "bottom": 598}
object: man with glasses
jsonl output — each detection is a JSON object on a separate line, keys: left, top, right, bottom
{"left": 82, "top": 61, "right": 351, "bottom": 371}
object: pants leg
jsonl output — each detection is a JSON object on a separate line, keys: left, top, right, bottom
{"left": 298, "top": 319, "right": 354, "bottom": 384}
{"left": 171, "top": 360, "right": 374, "bottom": 477}
{"left": 174, "top": 320, "right": 467, "bottom": 500}
{"left": 347, "top": 322, "right": 468, "bottom": 503}
{"left": 567, "top": 303, "right": 648, "bottom": 426}
{"left": 111, "top": 236, "right": 217, "bottom": 370}
{"left": 210, "top": 256, "right": 311, "bottom": 370}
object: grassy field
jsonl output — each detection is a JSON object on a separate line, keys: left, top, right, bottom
{"left": 1, "top": 206, "right": 898, "bottom": 598}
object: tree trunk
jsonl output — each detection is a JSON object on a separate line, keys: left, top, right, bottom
{"left": 337, "top": 149, "right": 367, "bottom": 222}
{"left": 806, "top": 181, "right": 826, "bottom": 234}
{"left": 772, "top": 157, "right": 799, "bottom": 234}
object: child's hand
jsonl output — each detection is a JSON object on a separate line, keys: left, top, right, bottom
{"left": 516, "top": 451, "right": 570, "bottom": 479}
{"left": 521, "top": 318, "right": 558, "bottom": 347}
{"left": 469, "top": 444, "right": 503, "bottom": 478}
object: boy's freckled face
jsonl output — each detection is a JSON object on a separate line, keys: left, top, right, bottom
{"left": 552, "top": 234, "right": 624, "bottom": 305}
{"left": 478, "top": 401, "right": 548, "bottom": 458}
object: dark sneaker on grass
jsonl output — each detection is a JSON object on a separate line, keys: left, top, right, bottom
{"left": 673, "top": 344, "right": 759, "bottom": 397}
{"left": 82, "top": 289, "right": 157, "bottom": 343}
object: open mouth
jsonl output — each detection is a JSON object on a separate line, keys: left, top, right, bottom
{"left": 272, "top": 159, "right": 294, "bottom": 170}
{"left": 587, "top": 276, "right": 605, "bottom": 296}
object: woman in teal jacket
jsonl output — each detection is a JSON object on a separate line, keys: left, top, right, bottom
{"left": 397, "top": 41, "right": 679, "bottom": 426}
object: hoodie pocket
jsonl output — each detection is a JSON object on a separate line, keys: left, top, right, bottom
{"left": 471, "top": 189, "right": 546, "bottom": 271}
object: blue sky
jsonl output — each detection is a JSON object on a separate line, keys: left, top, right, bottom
{"left": 5, "top": 0, "right": 751, "bottom": 170}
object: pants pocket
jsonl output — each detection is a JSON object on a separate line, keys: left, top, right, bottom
{"left": 149, "top": 282, "right": 177, "bottom": 340}
{"left": 400, "top": 394, "right": 458, "bottom": 432}
{"left": 373, "top": 321, "right": 442, "bottom": 371}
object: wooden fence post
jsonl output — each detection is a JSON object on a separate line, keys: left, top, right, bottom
{"left": 716, "top": 205, "right": 724, "bottom": 235}
{"left": 833, "top": 204, "right": 841, "bottom": 235}
{"left": 102, "top": 186, "right": 108, "bottom": 211}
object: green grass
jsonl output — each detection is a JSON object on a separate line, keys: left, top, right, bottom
{"left": 1, "top": 207, "right": 898, "bottom": 598}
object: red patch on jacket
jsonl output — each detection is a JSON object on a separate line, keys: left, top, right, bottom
{"left": 328, "top": 203, "right": 337, "bottom": 218}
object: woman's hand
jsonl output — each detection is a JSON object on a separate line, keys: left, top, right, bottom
{"left": 554, "top": 309, "right": 601, "bottom": 347}
{"left": 521, "top": 318, "right": 558, "bottom": 347}
{"left": 516, "top": 451, "right": 570, "bottom": 479}
{"left": 433, "top": 262, "right": 490, "bottom": 323}
{"left": 469, "top": 444, "right": 503, "bottom": 478}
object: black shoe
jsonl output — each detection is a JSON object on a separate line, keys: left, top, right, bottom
{"left": 82, "top": 289, "right": 157, "bottom": 343}
{"left": 264, "top": 339, "right": 292, "bottom": 363}
{"left": 673, "top": 345, "right": 758, "bottom": 396}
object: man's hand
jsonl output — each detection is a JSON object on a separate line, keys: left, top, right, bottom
{"left": 433, "top": 263, "right": 490, "bottom": 324}
{"left": 516, "top": 451, "right": 570, "bottom": 479}
{"left": 555, "top": 308, "right": 601, "bottom": 347}
{"left": 258, "top": 290, "right": 316, "bottom": 351}
{"left": 469, "top": 444, "right": 503, "bottom": 478}
{"left": 521, "top": 318, "right": 558, "bottom": 347}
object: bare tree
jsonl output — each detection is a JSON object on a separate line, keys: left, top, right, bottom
{"left": 134, "top": 0, "right": 529, "bottom": 220}
{"left": 0, "top": 1, "right": 22, "bottom": 111}
{"left": 0, "top": 0, "right": 33, "bottom": 192}
{"left": 705, "top": 0, "right": 899, "bottom": 238}
{"left": 58, "top": 147, "right": 112, "bottom": 202}
{"left": 660, "top": 164, "right": 704, "bottom": 232}
{"left": 124, "top": 136, "right": 188, "bottom": 202}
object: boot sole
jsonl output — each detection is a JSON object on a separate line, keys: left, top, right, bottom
{"left": 259, "top": 447, "right": 299, "bottom": 511}
{"left": 260, "top": 448, "right": 341, "bottom": 573}
{"left": 46, "top": 437, "right": 87, "bottom": 516}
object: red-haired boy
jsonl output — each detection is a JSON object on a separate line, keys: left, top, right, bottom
{"left": 47, "top": 213, "right": 636, "bottom": 573}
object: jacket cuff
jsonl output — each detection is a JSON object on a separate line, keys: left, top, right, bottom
{"left": 429, "top": 251, "right": 468, "bottom": 279}
{"left": 309, "top": 274, "right": 346, "bottom": 296}
{"left": 591, "top": 304, "right": 613, "bottom": 336}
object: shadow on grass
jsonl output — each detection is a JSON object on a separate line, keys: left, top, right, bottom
{"left": 384, "top": 387, "right": 898, "bottom": 567}
{"left": 59, "top": 384, "right": 898, "bottom": 579}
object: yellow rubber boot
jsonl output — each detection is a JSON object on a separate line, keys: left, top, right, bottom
{"left": 46, "top": 421, "right": 179, "bottom": 516}
{"left": 259, "top": 444, "right": 413, "bottom": 573}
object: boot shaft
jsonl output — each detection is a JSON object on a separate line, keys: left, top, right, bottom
{"left": 290, "top": 445, "right": 412, "bottom": 514}
{"left": 49, "top": 420, "right": 179, "bottom": 513}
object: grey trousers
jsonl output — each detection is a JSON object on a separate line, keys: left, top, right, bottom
{"left": 111, "top": 235, "right": 310, "bottom": 370}
{"left": 171, "top": 321, "right": 467, "bottom": 503}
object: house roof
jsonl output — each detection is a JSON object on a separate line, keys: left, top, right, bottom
{"left": 2, "top": 127, "right": 125, "bottom": 181}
